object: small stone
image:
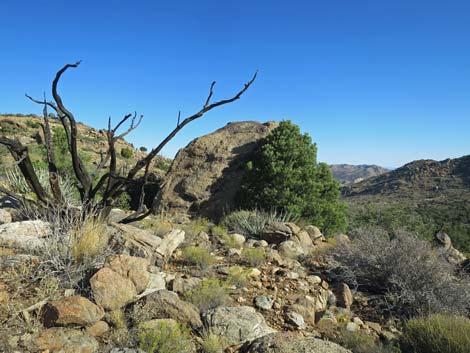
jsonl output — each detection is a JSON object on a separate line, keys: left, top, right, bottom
{"left": 353, "top": 317, "right": 365, "bottom": 327}
{"left": 286, "top": 311, "right": 306, "bottom": 329}
{"left": 0, "top": 209, "right": 12, "bottom": 225}
{"left": 346, "top": 322, "right": 359, "bottom": 332}
{"left": 255, "top": 295, "right": 273, "bottom": 310}
{"left": 306, "top": 275, "right": 322, "bottom": 285}
{"left": 335, "top": 283, "right": 353, "bottom": 309}
{"left": 231, "top": 233, "right": 246, "bottom": 245}
{"left": 86, "top": 320, "right": 109, "bottom": 337}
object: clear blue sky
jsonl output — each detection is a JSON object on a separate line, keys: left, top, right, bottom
{"left": 1, "top": 0, "right": 469, "bottom": 167}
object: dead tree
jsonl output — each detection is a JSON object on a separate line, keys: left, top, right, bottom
{"left": 0, "top": 61, "right": 257, "bottom": 222}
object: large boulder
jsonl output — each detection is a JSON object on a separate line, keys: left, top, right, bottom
{"left": 241, "top": 333, "right": 352, "bottom": 353}
{"left": 144, "top": 289, "right": 203, "bottom": 329}
{"left": 156, "top": 121, "right": 278, "bottom": 220}
{"left": 105, "top": 254, "right": 150, "bottom": 293}
{"left": 90, "top": 268, "right": 137, "bottom": 310}
{"left": 203, "top": 306, "right": 276, "bottom": 345}
{"left": 0, "top": 220, "right": 50, "bottom": 251}
{"left": 42, "top": 296, "right": 105, "bottom": 327}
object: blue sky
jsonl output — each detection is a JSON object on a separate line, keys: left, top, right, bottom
{"left": 1, "top": 0, "right": 469, "bottom": 167}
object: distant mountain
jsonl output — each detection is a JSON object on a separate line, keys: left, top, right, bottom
{"left": 343, "top": 155, "right": 470, "bottom": 252}
{"left": 342, "top": 155, "right": 470, "bottom": 200}
{"left": 329, "top": 164, "right": 389, "bottom": 185}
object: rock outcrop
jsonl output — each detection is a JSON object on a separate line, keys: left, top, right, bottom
{"left": 156, "top": 121, "right": 278, "bottom": 220}
{"left": 241, "top": 333, "right": 352, "bottom": 353}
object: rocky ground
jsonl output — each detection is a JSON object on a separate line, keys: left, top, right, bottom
{"left": 0, "top": 205, "right": 415, "bottom": 353}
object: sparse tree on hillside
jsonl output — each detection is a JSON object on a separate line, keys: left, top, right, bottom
{"left": 237, "top": 120, "right": 346, "bottom": 234}
{"left": 0, "top": 61, "right": 257, "bottom": 222}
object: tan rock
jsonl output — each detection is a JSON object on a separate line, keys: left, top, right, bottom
{"left": 35, "top": 328, "right": 98, "bottom": 353}
{"left": 105, "top": 254, "right": 150, "bottom": 293}
{"left": 90, "top": 268, "right": 137, "bottom": 310}
{"left": 145, "top": 289, "right": 202, "bottom": 329}
{"left": 335, "top": 283, "right": 353, "bottom": 310}
{"left": 86, "top": 320, "right": 109, "bottom": 337}
{"left": 156, "top": 121, "right": 278, "bottom": 220}
{"left": 42, "top": 296, "right": 104, "bottom": 327}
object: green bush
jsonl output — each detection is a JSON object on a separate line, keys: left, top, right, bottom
{"left": 226, "top": 266, "right": 249, "bottom": 288}
{"left": 237, "top": 120, "right": 346, "bottom": 235}
{"left": 201, "top": 332, "right": 227, "bottom": 353}
{"left": 241, "top": 248, "right": 266, "bottom": 267}
{"left": 139, "top": 146, "right": 148, "bottom": 152}
{"left": 26, "top": 119, "right": 40, "bottom": 129}
{"left": 138, "top": 321, "right": 192, "bottom": 353}
{"left": 182, "top": 246, "right": 215, "bottom": 270}
{"left": 120, "top": 147, "right": 133, "bottom": 159}
{"left": 185, "top": 278, "right": 230, "bottom": 312}
{"left": 402, "top": 314, "right": 470, "bottom": 353}
{"left": 338, "top": 330, "right": 401, "bottom": 353}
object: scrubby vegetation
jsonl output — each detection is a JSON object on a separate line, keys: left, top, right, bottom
{"left": 330, "top": 228, "right": 470, "bottom": 318}
{"left": 237, "top": 120, "right": 347, "bottom": 235}
{"left": 401, "top": 314, "right": 470, "bottom": 353}
{"left": 138, "top": 321, "right": 192, "bottom": 353}
{"left": 184, "top": 278, "right": 231, "bottom": 312}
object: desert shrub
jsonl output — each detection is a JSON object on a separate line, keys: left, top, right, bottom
{"left": 221, "top": 209, "right": 296, "bottom": 239}
{"left": 181, "top": 218, "right": 211, "bottom": 244}
{"left": 185, "top": 278, "right": 230, "bottom": 312}
{"left": 138, "top": 321, "right": 192, "bottom": 353}
{"left": 182, "top": 246, "right": 216, "bottom": 271}
{"left": 337, "top": 330, "right": 401, "bottom": 353}
{"left": 241, "top": 248, "right": 266, "bottom": 267}
{"left": 330, "top": 228, "right": 470, "bottom": 318}
{"left": 201, "top": 331, "right": 227, "bottom": 353}
{"left": 32, "top": 209, "right": 113, "bottom": 289}
{"left": 106, "top": 309, "right": 127, "bottom": 329}
{"left": 26, "top": 119, "right": 40, "bottom": 129}
{"left": 401, "top": 314, "right": 470, "bottom": 353}
{"left": 226, "top": 266, "right": 249, "bottom": 288}
{"left": 139, "top": 146, "right": 148, "bottom": 152}
{"left": 114, "top": 191, "right": 131, "bottom": 210}
{"left": 237, "top": 120, "right": 346, "bottom": 235}
{"left": 120, "top": 147, "right": 133, "bottom": 159}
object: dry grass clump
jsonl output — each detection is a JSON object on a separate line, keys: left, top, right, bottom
{"left": 401, "top": 314, "right": 470, "bottom": 353}
{"left": 226, "top": 266, "right": 250, "bottom": 288}
{"left": 200, "top": 331, "right": 227, "bottom": 353}
{"left": 241, "top": 248, "right": 266, "bottom": 267}
{"left": 330, "top": 228, "right": 470, "bottom": 318}
{"left": 138, "top": 321, "right": 193, "bottom": 353}
{"left": 182, "top": 246, "right": 216, "bottom": 271}
{"left": 29, "top": 207, "right": 114, "bottom": 290}
{"left": 184, "top": 278, "right": 230, "bottom": 312}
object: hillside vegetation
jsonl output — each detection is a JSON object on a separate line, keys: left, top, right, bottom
{"left": 343, "top": 155, "right": 470, "bottom": 252}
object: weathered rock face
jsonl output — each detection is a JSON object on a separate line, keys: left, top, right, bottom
{"left": 90, "top": 268, "right": 137, "bottom": 310}
{"left": 145, "top": 289, "right": 203, "bottom": 329}
{"left": 156, "top": 121, "right": 278, "bottom": 220}
{"left": 202, "top": 306, "right": 276, "bottom": 345}
{"left": 0, "top": 220, "right": 50, "bottom": 251}
{"left": 241, "top": 333, "right": 352, "bottom": 353}
{"left": 34, "top": 328, "right": 99, "bottom": 353}
{"left": 42, "top": 296, "right": 105, "bottom": 327}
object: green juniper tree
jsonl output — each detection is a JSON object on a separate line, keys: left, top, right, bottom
{"left": 237, "top": 120, "right": 346, "bottom": 235}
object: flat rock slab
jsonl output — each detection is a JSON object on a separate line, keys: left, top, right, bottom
{"left": 241, "top": 333, "right": 352, "bottom": 353}
{"left": 203, "top": 306, "right": 276, "bottom": 345}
